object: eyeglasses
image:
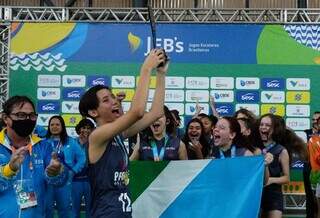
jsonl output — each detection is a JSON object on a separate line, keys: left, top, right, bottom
{"left": 10, "top": 112, "right": 38, "bottom": 121}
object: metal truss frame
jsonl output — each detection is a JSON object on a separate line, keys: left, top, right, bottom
{"left": 284, "top": 193, "right": 306, "bottom": 210}
{"left": 0, "top": 24, "right": 10, "bottom": 110}
{"left": 0, "top": 7, "right": 320, "bottom": 24}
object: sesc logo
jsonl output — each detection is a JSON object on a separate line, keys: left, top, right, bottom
{"left": 37, "top": 101, "right": 60, "bottom": 113}
{"left": 236, "top": 91, "right": 259, "bottom": 103}
{"left": 37, "top": 88, "right": 60, "bottom": 100}
{"left": 215, "top": 104, "right": 234, "bottom": 116}
{"left": 62, "top": 75, "right": 86, "bottom": 87}
{"left": 87, "top": 76, "right": 110, "bottom": 87}
{"left": 62, "top": 88, "right": 84, "bottom": 100}
{"left": 261, "top": 78, "right": 285, "bottom": 90}
{"left": 236, "top": 77, "right": 260, "bottom": 90}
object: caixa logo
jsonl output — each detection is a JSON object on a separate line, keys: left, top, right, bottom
{"left": 215, "top": 104, "right": 234, "bottom": 116}
{"left": 144, "top": 37, "right": 184, "bottom": 56}
{"left": 236, "top": 91, "right": 259, "bottom": 103}
{"left": 62, "top": 88, "right": 84, "bottom": 100}
{"left": 261, "top": 78, "right": 284, "bottom": 90}
{"left": 37, "top": 101, "right": 60, "bottom": 113}
{"left": 87, "top": 76, "right": 110, "bottom": 87}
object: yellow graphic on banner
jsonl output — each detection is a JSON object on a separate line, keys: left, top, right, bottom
{"left": 261, "top": 104, "right": 285, "bottom": 116}
{"left": 286, "top": 91, "right": 310, "bottom": 104}
{"left": 136, "top": 76, "right": 157, "bottom": 88}
{"left": 128, "top": 32, "right": 141, "bottom": 52}
{"left": 112, "top": 89, "right": 135, "bottom": 101}
{"left": 62, "top": 114, "right": 83, "bottom": 127}
{"left": 11, "top": 23, "right": 75, "bottom": 54}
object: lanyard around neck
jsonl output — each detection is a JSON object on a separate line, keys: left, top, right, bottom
{"left": 151, "top": 135, "right": 169, "bottom": 162}
{"left": 263, "top": 143, "right": 275, "bottom": 153}
{"left": 219, "top": 145, "right": 236, "bottom": 159}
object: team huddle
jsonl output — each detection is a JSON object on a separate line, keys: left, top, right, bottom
{"left": 0, "top": 49, "right": 314, "bottom": 218}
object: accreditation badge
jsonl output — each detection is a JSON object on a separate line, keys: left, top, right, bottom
{"left": 13, "top": 179, "right": 38, "bottom": 209}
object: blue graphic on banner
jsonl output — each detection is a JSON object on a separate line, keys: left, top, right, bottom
{"left": 215, "top": 103, "right": 234, "bottom": 116}
{"left": 160, "top": 156, "right": 264, "bottom": 218}
{"left": 37, "top": 101, "right": 60, "bottom": 113}
{"left": 44, "top": 24, "right": 264, "bottom": 64}
{"left": 87, "top": 75, "right": 111, "bottom": 87}
{"left": 261, "top": 78, "right": 285, "bottom": 90}
{"left": 236, "top": 91, "right": 260, "bottom": 103}
{"left": 62, "top": 88, "right": 85, "bottom": 100}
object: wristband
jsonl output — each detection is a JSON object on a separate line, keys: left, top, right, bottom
{"left": 2, "top": 164, "right": 17, "bottom": 178}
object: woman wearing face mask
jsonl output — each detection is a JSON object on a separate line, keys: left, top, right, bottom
{"left": 182, "top": 118, "right": 210, "bottom": 159}
{"left": 45, "top": 115, "right": 86, "bottom": 218}
{"left": 259, "top": 114, "right": 289, "bottom": 218}
{"left": 130, "top": 106, "right": 187, "bottom": 161}
{"left": 211, "top": 117, "right": 253, "bottom": 159}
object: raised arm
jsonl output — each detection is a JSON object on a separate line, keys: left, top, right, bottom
{"left": 209, "top": 95, "right": 220, "bottom": 118}
{"left": 123, "top": 59, "right": 168, "bottom": 138}
{"left": 88, "top": 50, "right": 164, "bottom": 162}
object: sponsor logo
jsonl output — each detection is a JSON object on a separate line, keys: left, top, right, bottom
{"left": 37, "top": 114, "right": 58, "bottom": 126}
{"left": 165, "top": 77, "right": 185, "bottom": 89}
{"left": 286, "top": 105, "right": 310, "bottom": 117}
{"left": 62, "top": 114, "right": 83, "bottom": 127}
{"left": 121, "top": 102, "right": 131, "bottom": 112}
{"left": 87, "top": 76, "right": 110, "bottom": 87}
{"left": 235, "top": 104, "right": 260, "bottom": 116}
{"left": 236, "top": 77, "right": 260, "bottom": 90}
{"left": 37, "top": 88, "right": 60, "bottom": 100}
{"left": 62, "top": 88, "right": 84, "bottom": 100}
{"left": 165, "top": 90, "right": 184, "bottom": 102}
{"left": 137, "top": 76, "right": 157, "bottom": 88}
{"left": 144, "top": 36, "right": 184, "bottom": 56}
{"left": 236, "top": 91, "right": 259, "bottom": 103}
{"left": 286, "top": 78, "right": 310, "bottom": 90}
{"left": 186, "top": 77, "right": 209, "bottom": 89}
{"left": 210, "top": 77, "right": 234, "bottom": 89}
{"left": 185, "top": 103, "right": 209, "bottom": 115}
{"left": 210, "top": 90, "right": 234, "bottom": 102}
{"left": 112, "top": 89, "right": 135, "bottom": 101}
{"left": 261, "top": 78, "right": 285, "bottom": 90}
{"left": 286, "top": 118, "right": 310, "bottom": 130}
{"left": 37, "top": 75, "right": 61, "bottom": 87}
{"left": 128, "top": 32, "right": 141, "bottom": 52}
{"left": 37, "top": 101, "right": 60, "bottom": 113}
{"left": 165, "top": 103, "right": 185, "bottom": 115}
{"left": 62, "top": 101, "right": 79, "bottom": 113}
{"left": 261, "top": 91, "right": 285, "bottom": 103}
{"left": 286, "top": 91, "right": 310, "bottom": 104}
{"left": 215, "top": 103, "right": 234, "bottom": 116}
{"left": 62, "top": 75, "right": 86, "bottom": 87}
{"left": 261, "top": 104, "right": 285, "bottom": 116}
{"left": 186, "top": 90, "right": 209, "bottom": 102}
{"left": 111, "top": 76, "right": 135, "bottom": 88}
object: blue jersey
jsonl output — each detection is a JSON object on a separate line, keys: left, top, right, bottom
{"left": 0, "top": 129, "right": 68, "bottom": 218}
{"left": 139, "top": 135, "right": 180, "bottom": 161}
{"left": 88, "top": 135, "right": 131, "bottom": 218}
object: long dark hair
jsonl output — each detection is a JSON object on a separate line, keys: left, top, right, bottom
{"left": 237, "top": 117, "right": 261, "bottom": 152}
{"left": 46, "top": 115, "right": 68, "bottom": 145}
{"left": 259, "top": 114, "right": 286, "bottom": 146}
{"left": 221, "top": 116, "right": 248, "bottom": 150}
{"left": 182, "top": 118, "right": 209, "bottom": 157}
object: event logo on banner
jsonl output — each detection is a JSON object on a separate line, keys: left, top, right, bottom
{"left": 286, "top": 78, "right": 310, "bottom": 90}
{"left": 210, "top": 90, "right": 234, "bottom": 102}
{"left": 211, "top": 77, "right": 234, "bottom": 90}
{"left": 185, "top": 103, "right": 209, "bottom": 115}
{"left": 38, "top": 75, "right": 61, "bottom": 87}
{"left": 215, "top": 104, "right": 234, "bottom": 116}
{"left": 62, "top": 88, "right": 85, "bottom": 100}
{"left": 87, "top": 75, "right": 111, "bottom": 87}
{"left": 236, "top": 91, "right": 260, "bottom": 103}
{"left": 62, "top": 75, "right": 86, "bottom": 87}
{"left": 236, "top": 78, "right": 260, "bottom": 90}
{"left": 111, "top": 76, "right": 135, "bottom": 88}
{"left": 261, "top": 78, "right": 285, "bottom": 90}
{"left": 37, "top": 88, "right": 60, "bottom": 100}
{"left": 37, "top": 101, "right": 60, "bottom": 113}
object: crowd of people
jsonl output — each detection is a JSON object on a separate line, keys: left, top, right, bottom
{"left": 0, "top": 49, "right": 318, "bottom": 218}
